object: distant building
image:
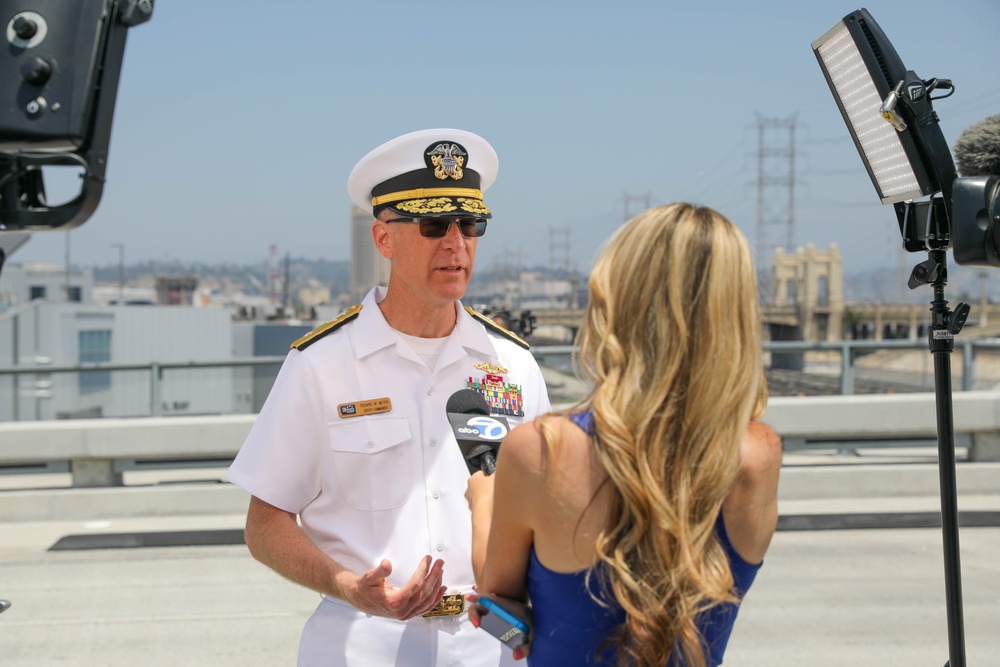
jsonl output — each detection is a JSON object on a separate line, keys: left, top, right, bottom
{"left": 297, "top": 279, "right": 331, "bottom": 310}
{"left": 0, "top": 261, "right": 335, "bottom": 421}
{"left": 349, "top": 205, "right": 389, "bottom": 301}
{"left": 0, "top": 300, "right": 234, "bottom": 421}
{"left": 233, "top": 321, "right": 312, "bottom": 413}
{"left": 770, "top": 243, "right": 844, "bottom": 343}
{"left": 155, "top": 276, "right": 199, "bottom": 306}
{"left": 92, "top": 284, "right": 157, "bottom": 306}
{"left": 471, "top": 271, "right": 576, "bottom": 312}
{"left": 0, "top": 262, "right": 93, "bottom": 311}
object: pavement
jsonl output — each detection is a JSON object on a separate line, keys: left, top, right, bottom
{"left": 1, "top": 448, "right": 999, "bottom": 666}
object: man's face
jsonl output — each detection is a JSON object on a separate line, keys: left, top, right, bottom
{"left": 375, "top": 216, "right": 480, "bottom": 308}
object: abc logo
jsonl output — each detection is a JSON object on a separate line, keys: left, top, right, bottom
{"left": 467, "top": 416, "right": 508, "bottom": 440}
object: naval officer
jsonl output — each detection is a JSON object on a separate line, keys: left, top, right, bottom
{"left": 226, "top": 128, "right": 551, "bottom": 666}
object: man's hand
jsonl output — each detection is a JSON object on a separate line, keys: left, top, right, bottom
{"left": 340, "top": 556, "right": 446, "bottom": 620}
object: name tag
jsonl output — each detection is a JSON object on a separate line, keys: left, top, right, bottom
{"left": 337, "top": 397, "right": 392, "bottom": 418}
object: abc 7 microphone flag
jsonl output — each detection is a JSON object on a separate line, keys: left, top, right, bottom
{"left": 446, "top": 389, "right": 511, "bottom": 475}
{"left": 458, "top": 416, "right": 509, "bottom": 441}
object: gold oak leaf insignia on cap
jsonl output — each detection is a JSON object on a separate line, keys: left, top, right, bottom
{"left": 395, "top": 198, "right": 459, "bottom": 215}
{"left": 458, "top": 198, "right": 490, "bottom": 215}
{"left": 426, "top": 143, "right": 466, "bottom": 180}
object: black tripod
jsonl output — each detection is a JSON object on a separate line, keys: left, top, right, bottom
{"left": 907, "top": 248, "right": 969, "bottom": 667}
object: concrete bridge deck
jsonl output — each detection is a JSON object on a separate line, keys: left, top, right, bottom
{"left": 0, "top": 448, "right": 998, "bottom": 666}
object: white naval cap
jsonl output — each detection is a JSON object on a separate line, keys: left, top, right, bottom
{"left": 347, "top": 128, "right": 499, "bottom": 219}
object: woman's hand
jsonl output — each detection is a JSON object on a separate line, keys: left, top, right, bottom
{"left": 465, "top": 470, "right": 496, "bottom": 512}
{"left": 466, "top": 592, "right": 533, "bottom": 661}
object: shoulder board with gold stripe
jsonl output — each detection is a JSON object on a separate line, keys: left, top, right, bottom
{"left": 291, "top": 304, "right": 362, "bottom": 351}
{"left": 464, "top": 306, "right": 530, "bottom": 350}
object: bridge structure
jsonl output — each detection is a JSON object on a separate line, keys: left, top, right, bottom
{"left": 531, "top": 243, "right": 1000, "bottom": 343}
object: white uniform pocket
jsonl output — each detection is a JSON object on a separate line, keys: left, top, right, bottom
{"left": 328, "top": 417, "right": 413, "bottom": 511}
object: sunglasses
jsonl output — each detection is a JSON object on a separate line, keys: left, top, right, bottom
{"left": 385, "top": 216, "right": 488, "bottom": 238}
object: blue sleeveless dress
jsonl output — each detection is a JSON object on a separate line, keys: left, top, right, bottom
{"left": 524, "top": 410, "right": 761, "bottom": 666}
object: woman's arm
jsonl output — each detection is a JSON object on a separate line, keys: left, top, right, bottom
{"left": 466, "top": 471, "right": 496, "bottom": 587}
{"left": 466, "top": 421, "right": 545, "bottom": 601}
{"left": 721, "top": 420, "right": 783, "bottom": 564}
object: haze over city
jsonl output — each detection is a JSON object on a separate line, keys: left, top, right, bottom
{"left": 7, "top": 0, "right": 1000, "bottom": 287}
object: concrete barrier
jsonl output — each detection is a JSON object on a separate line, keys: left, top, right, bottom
{"left": 0, "top": 415, "right": 254, "bottom": 487}
{"left": 1, "top": 391, "right": 1000, "bottom": 489}
{"left": 763, "top": 391, "right": 1000, "bottom": 461}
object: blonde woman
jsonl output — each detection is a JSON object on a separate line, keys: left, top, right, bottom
{"left": 466, "top": 203, "right": 782, "bottom": 666}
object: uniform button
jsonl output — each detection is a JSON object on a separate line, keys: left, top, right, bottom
{"left": 428, "top": 439, "right": 437, "bottom": 447}
{"left": 365, "top": 441, "right": 374, "bottom": 449}
{"left": 432, "top": 490, "right": 440, "bottom": 499}
{"left": 426, "top": 389, "right": 433, "bottom": 396}
{"left": 436, "top": 543, "right": 445, "bottom": 552}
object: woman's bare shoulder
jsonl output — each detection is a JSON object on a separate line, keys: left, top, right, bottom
{"left": 739, "top": 420, "right": 783, "bottom": 479}
{"left": 500, "top": 414, "right": 606, "bottom": 501}
{"left": 501, "top": 414, "right": 585, "bottom": 475}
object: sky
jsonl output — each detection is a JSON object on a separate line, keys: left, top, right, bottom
{"left": 5, "top": 0, "right": 1000, "bottom": 281}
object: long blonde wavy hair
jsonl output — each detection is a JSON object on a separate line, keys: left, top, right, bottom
{"left": 570, "top": 203, "right": 767, "bottom": 667}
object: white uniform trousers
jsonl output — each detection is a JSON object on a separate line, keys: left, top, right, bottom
{"left": 298, "top": 597, "right": 517, "bottom": 667}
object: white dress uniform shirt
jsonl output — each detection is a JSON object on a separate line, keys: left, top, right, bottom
{"left": 226, "top": 286, "right": 551, "bottom": 667}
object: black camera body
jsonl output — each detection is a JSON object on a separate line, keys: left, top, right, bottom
{"left": 0, "top": 0, "right": 151, "bottom": 233}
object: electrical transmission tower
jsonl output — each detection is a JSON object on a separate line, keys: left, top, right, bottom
{"left": 549, "top": 227, "right": 571, "bottom": 275}
{"left": 755, "top": 114, "right": 798, "bottom": 299}
{"left": 622, "top": 192, "right": 652, "bottom": 223}
{"left": 493, "top": 248, "right": 524, "bottom": 309}
{"left": 549, "top": 227, "right": 577, "bottom": 308}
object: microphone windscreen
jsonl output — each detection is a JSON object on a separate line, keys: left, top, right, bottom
{"left": 446, "top": 388, "right": 491, "bottom": 415}
{"left": 953, "top": 114, "right": 1000, "bottom": 177}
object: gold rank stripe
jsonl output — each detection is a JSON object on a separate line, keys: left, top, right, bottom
{"left": 372, "top": 188, "right": 483, "bottom": 207}
{"left": 290, "top": 304, "right": 362, "bottom": 351}
{"left": 337, "top": 397, "right": 392, "bottom": 419}
{"left": 464, "top": 307, "right": 530, "bottom": 350}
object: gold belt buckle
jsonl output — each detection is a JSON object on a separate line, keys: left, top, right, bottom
{"left": 422, "top": 593, "right": 466, "bottom": 618}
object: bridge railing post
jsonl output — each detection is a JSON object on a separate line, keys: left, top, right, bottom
{"left": 840, "top": 340, "right": 855, "bottom": 395}
{"left": 962, "top": 340, "right": 975, "bottom": 392}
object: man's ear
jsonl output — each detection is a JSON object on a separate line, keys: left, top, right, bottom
{"left": 372, "top": 219, "right": 393, "bottom": 259}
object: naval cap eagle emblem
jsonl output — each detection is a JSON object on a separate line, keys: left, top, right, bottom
{"left": 425, "top": 142, "right": 467, "bottom": 181}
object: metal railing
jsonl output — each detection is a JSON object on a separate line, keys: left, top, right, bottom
{"left": 2, "top": 340, "right": 1000, "bottom": 421}
{"left": 764, "top": 338, "right": 1000, "bottom": 395}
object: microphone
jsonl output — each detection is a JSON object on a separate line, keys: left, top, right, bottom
{"left": 953, "top": 114, "right": 1000, "bottom": 176}
{"left": 446, "top": 389, "right": 510, "bottom": 475}
{"left": 950, "top": 114, "right": 1000, "bottom": 267}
